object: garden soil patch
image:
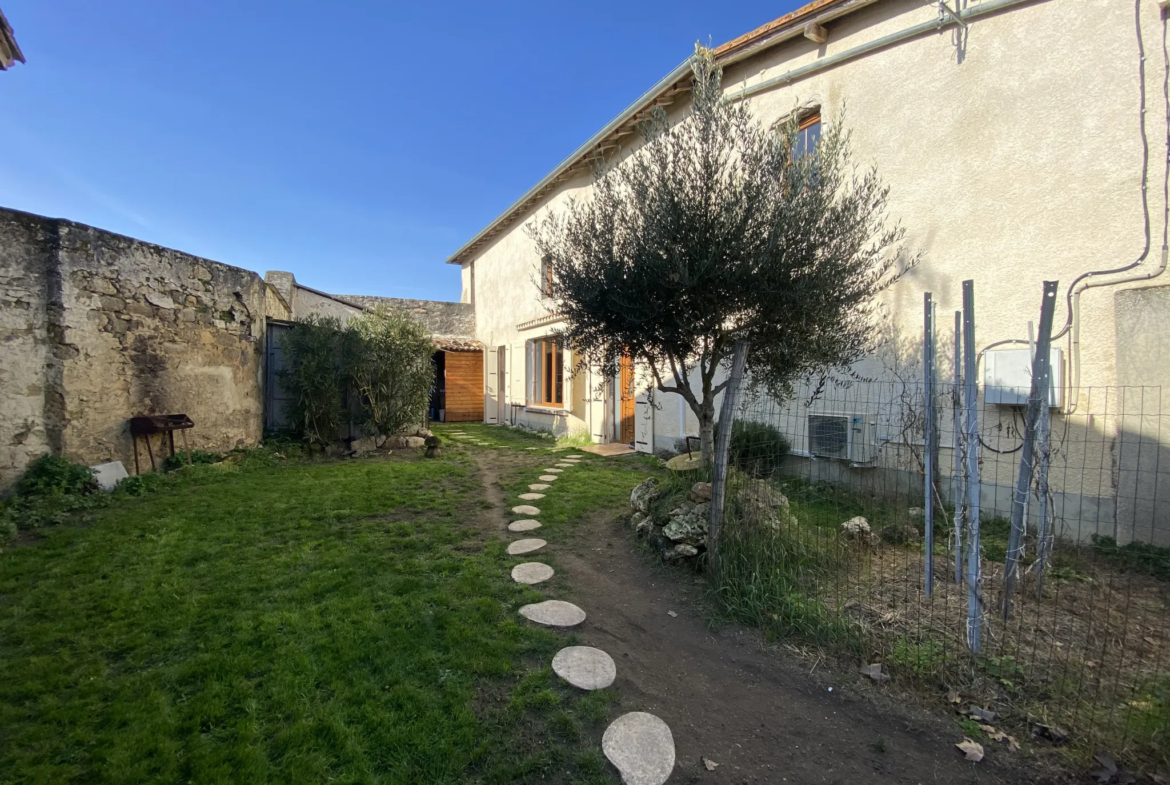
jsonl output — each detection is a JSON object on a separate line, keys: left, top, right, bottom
{"left": 553, "top": 511, "right": 1056, "bottom": 785}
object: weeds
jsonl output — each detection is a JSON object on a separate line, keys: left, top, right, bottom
{"left": 1091, "top": 535, "right": 1170, "bottom": 582}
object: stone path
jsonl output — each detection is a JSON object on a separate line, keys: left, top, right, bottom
{"left": 507, "top": 538, "right": 546, "bottom": 555}
{"left": 501, "top": 448, "right": 676, "bottom": 784}
{"left": 511, "top": 562, "right": 554, "bottom": 584}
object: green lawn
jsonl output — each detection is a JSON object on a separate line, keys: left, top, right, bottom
{"left": 0, "top": 447, "right": 623, "bottom": 784}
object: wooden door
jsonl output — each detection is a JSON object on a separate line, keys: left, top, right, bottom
{"left": 619, "top": 355, "right": 635, "bottom": 443}
{"left": 444, "top": 350, "right": 485, "bottom": 422}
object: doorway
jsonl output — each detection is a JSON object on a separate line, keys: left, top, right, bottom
{"left": 619, "top": 355, "right": 635, "bottom": 444}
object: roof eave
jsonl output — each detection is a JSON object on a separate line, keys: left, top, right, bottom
{"left": 445, "top": 0, "right": 876, "bottom": 266}
{"left": 444, "top": 58, "right": 693, "bottom": 265}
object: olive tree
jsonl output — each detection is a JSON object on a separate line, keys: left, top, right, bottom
{"left": 529, "top": 46, "right": 912, "bottom": 464}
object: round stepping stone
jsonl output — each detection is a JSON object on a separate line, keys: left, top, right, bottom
{"left": 538, "top": 475, "right": 558, "bottom": 482}
{"left": 528, "top": 483, "right": 550, "bottom": 491}
{"left": 602, "top": 712, "right": 675, "bottom": 785}
{"left": 511, "top": 562, "right": 554, "bottom": 584}
{"left": 553, "top": 646, "right": 616, "bottom": 690}
{"left": 512, "top": 504, "right": 540, "bottom": 515}
{"left": 508, "top": 519, "right": 542, "bottom": 532}
{"left": 519, "top": 600, "right": 586, "bottom": 627}
{"left": 564, "top": 454, "right": 585, "bottom": 458}
{"left": 507, "top": 538, "right": 546, "bottom": 555}
{"left": 519, "top": 492, "right": 545, "bottom": 501}
{"left": 554, "top": 463, "right": 573, "bottom": 468}
{"left": 544, "top": 468, "right": 563, "bottom": 473}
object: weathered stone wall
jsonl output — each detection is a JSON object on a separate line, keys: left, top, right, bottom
{"left": 0, "top": 207, "right": 267, "bottom": 484}
{"left": 338, "top": 294, "right": 474, "bottom": 337}
{"left": 0, "top": 212, "right": 54, "bottom": 483}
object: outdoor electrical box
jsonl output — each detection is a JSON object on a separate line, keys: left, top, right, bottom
{"left": 983, "top": 347, "right": 1064, "bottom": 408}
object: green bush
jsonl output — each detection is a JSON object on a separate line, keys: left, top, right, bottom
{"left": 718, "top": 419, "right": 791, "bottom": 478}
{"left": 278, "top": 314, "right": 349, "bottom": 446}
{"left": 347, "top": 305, "right": 434, "bottom": 437}
{"left": 278, "top": 308, "right": 434, "bottom": 445}
{"left": 14, "top": 455, "right": 96, "bottom": 497}
{"left": 161, "top": 450, "right": 221, "bottom": 472}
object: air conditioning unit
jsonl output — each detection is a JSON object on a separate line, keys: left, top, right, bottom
{"left": 807, "top": 413, "right": 876, "bottom": 463}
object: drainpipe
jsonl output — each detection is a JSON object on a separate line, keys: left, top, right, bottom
{"left": 729, "top": 0, "right": 1043, "bottom": 102}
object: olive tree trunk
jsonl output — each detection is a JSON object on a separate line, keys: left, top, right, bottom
{"left": 708, "top": 339, "right": 749, "bottom": 561}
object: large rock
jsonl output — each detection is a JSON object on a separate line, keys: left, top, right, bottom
{"left": 384, "top": 435, "right": 426, "bottom": 449}
{"left": 663, "top": 543, "right": 699, "bottom": 561}
{"left": 841, "top": 516, "right": 872, "bottom": 539}
{"left": 630, "top": 478, "right": 660, "bottom": 514}
{"left": 689, "top": 482, "right": 712, "bottom": 504}
{"left": 662, "top": 502, "right": 710, "bottom": 546}
{"left": 350, "top": 435, "right": 378, "bottom": 454}
{"left": 736, "top": 479, "right": 794, "bottom": 531}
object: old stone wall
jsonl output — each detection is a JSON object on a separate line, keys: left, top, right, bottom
{"left": 339, "top": 294, "right": 474, "bottom": 337}
{"left": 0, "top": 207, "right": 267, "bottom": 485}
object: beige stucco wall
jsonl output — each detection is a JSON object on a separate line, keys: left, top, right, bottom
{"left": 461, "top": 0, "right": 1169, "bottom": 534}
{"left": 467, "top": 174, "right": 596, "bottom": 436}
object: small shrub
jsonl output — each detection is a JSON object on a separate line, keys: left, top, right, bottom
{"left": 716, "top": 419, "right": 791, "bottom": 478}
{"left": 161, "top": 450, "right": 221, "bottom": 472}
{"left": 14, "top": 455, "right": 96, "bottom": 497}
{"left": 888, "top": 637, "right": 948, "bottom": 679}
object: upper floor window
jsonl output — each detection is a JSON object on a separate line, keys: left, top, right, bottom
{"left": 540, "top": 256, "right": 556, "bottom": 298}
{"left": 794, "top": 112, "right": 821, "bottom": 158}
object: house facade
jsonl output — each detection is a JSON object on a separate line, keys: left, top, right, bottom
{"left": 449, "top": 0, "right": 1170, "bottom": 544}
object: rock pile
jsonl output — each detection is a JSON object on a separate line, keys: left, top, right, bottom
{"left": 630, "top": 477, "right": 799, "bottom": 564}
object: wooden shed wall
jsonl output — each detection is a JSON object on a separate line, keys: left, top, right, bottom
{"left": 444, "top": 350, "right": 484, "bottom": 423}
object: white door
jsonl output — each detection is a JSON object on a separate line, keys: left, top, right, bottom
{"left": 485, "top": 347, "right": 499, "bottom": 424}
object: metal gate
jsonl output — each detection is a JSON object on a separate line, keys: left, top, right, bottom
{"left": 265, "top": 321, "right": 294, "bottom": 431}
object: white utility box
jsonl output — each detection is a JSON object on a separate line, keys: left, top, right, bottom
{"left": 983, "top": 347, "right": 1063, "bottom": 408}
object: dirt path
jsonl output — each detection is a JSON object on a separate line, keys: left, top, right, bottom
{"left": 554, "top": 509, "right": 1048, "bottom": 785}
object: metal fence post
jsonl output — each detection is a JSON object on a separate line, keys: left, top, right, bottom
{"left": 953, "top": 310, "right": 964, "bottom": 585}
{"left": 962, "top": 280, "right": 982, "bottom": 653}
{"left": 1003, "top": 281, "right": 1058, "bottom": 617}
{"left": 1035, "top": 365, "right": 1053, "bottom": 598}
{"left": 924, "top": 293, "right": 936, "bottom": 596}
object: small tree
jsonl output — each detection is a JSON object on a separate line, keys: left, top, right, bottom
{"left": 347, "top": 305, "right": 434, "bottom": 437}
{"left": 530, "top": 46, "right": 913, "bottom": 464}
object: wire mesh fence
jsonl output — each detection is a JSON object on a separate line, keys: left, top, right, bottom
{"left": 708, "top": 378, "right": 1170, "bottom": 763}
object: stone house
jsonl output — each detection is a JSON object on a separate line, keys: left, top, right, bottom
{"left": 447, "top": 0, "right": 1170, "bottom": 544}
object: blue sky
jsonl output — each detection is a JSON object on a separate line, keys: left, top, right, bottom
{"left": 0, "top": 1, "right": 801, "bottom": 301}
